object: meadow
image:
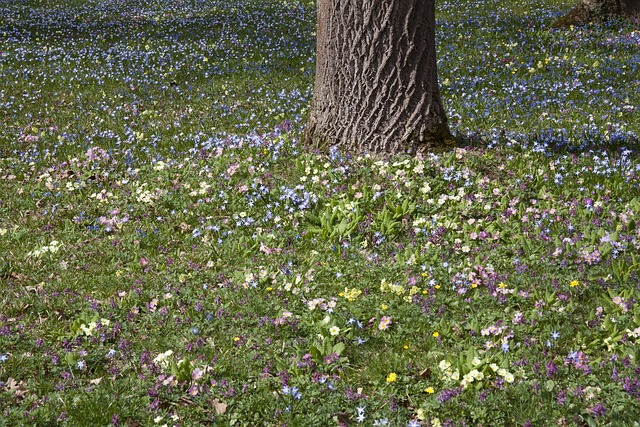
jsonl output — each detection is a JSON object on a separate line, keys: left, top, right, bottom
{"left": 1, "top": 0, "right": 640, "bottom": 426}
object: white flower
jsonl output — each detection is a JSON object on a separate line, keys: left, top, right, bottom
{"left": 504, "top": 372, "right": 515, "bottom": 383}
{"left": 438, "top": 360, "right": 451, "bottom": 371}
{"left": 470, "top": 369, "right": 484, "bottom": 381}
{"left": 153, "top": 350, "right": 174, "bottom": 367}
{"left": 329, "top": 326, "right": 340, "bottom": 336}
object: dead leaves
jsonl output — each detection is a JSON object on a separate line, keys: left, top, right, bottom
{"left": 211, "top": 398, "right": 227, "bottom": 415}
{"left": 4, "top": 378, "right": 29, "bottom": 401}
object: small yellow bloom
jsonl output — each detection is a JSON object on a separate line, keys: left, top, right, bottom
{"left": 570, "top": 280, "right": 579, "bottom": 287}
{"left": 233, "top": 337, "right": 240, "bottom": 342}
{"left": 435, "top": 285, "right": 441, "bottom": 289}
{"left": 381, "top": 304, "right": 388, "bottom": 311}
{"left": 432, "top": 331, "right": 439, "bottom": 338}
{"left": 386, "top": 372, "right": 397, "bottom": 383}
{"left": 403, "top": 344, "right": 409, "bottom": 350}
{"left": 266, "top": 287, "right": 273, "bottom": 291}
{"left": 498, "top": 282, "right": 507, "bottom": 288}
{"left": 425, "top": 386, "right": 435, "bottom": 394}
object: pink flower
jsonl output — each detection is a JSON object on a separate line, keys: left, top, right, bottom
{"left": 378, "top": 316, "right": 392, "bottom": 331}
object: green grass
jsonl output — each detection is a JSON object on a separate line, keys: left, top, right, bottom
{"left": 1, "top": 0, "right": 640, "bottom": 426}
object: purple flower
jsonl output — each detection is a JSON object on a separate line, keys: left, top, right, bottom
{"left": 437, "top": 387, "right": 462, "bottom": 404}
{"left": 590, "top": 402, "right": 607, "bottom": 418}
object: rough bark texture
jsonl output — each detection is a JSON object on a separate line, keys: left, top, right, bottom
{"left": 305, "top": 0, "right": 454, "bottom": 155}
{"left": 554, "top": 0, "right": 640, "bottom": 27}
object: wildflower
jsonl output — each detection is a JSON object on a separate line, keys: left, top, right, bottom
{"left": 425, "top": 386, "right": 435, "bottom": 394}
{"left": 408, "top": 421, "right": 421, "bottom": 427}
{"left": 439, "top": 360, "right": 451, "bottom": 371}
{"left": 0, "top": 354, "right": 9, "bottom": 362}
{"left": 570, "top": 280, "right": 579, "bottom": 287}
{"left": 342, "top": 287, "right": 362, "bottom": 301}
{"left": 386, "top": 372, "right": 397, "bottom": 383}
{"left": 188, "top": 385, "right": 199, "bottom": 396}
{"left": 329, "top": 326, "right": 340, "bottom": 336}
{"left": 504, "top": 372, "right": 515, "bottom": 383}
{"left": 432, "top": 331, "right": 440, "bottom": 338}
{"left": 590, "top": 402, "right": 607, "bottom": 418}
{"left": 551, "top": 331, "right": 560, "bottom": 340}
{"left": 378, "top": 316, "right": 392, "bottom": 330}
{"left": 470, "top": 369, "right": 484, "bottom": 381}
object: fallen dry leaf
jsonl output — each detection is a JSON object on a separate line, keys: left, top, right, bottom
{"left": 5, "top": 378, "right": 29, "bottom": 398}
{"left": 211, "top": 398, "right": 227, "bottom": 415}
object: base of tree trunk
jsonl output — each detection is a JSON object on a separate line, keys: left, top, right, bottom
{"left": 304, "top": 121, "right": 455, "bottom": 156}
{"left": 553, "top": 0, "right": 640, "bottom": 27}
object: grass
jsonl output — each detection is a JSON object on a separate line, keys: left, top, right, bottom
{"left": 1, "top": 0, "right": 640, "bottom": 426}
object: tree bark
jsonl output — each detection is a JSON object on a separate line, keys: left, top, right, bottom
{"left": 554, "top": 0, "right": 640, "bottom": 27}
{"left": 305, "top": 0, "right": 454, "bottom": 155}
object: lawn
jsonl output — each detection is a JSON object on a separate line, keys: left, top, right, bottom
{"left": 1, "top": 0, "right": 640, "bottom": 426}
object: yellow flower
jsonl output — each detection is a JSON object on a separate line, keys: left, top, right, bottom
{"left": 498, "top": 282, "right": 507, "bottom": 288}
{"left": 435, "top": 284, "right": 441, "bottom": 289}
{"left": 386, "top": 372, "right": 397, "bottom": 383}
{"left": 403, "top": 344, "right": 409, "bottom": 350}
{"left": 570, "top": 280, "right": 579, "bottom": 287}
{"left": 425, "top": 386, "right": 435, "bottom": 394}
{"left": 233, "top": 337, "right": 240, "bottom": 342}
{"left": 381, "top": 304, "right": 388, "bottom": 311}
{"left": 432, "top": 331, "right": 439, "bottom": 338}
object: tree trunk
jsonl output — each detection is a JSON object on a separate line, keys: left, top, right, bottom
{"left": 305, "top": 0, "right": 453, "bottom": 155}
{"left": 554, "top": 0, "right": 640, "bottom": 27}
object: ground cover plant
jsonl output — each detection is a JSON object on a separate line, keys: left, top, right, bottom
{"left": 1, "top": 0, "right": 640, "bottom": 426}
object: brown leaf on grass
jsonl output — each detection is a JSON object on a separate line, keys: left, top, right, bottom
{"left": 419, "top": 367, "right": 432, "bottom": 378}
{"left": 336, "top": 412, "right": 351, "bottom": 425}
{"left": 211, "top": 398, "right": 227, "bottom": 415}
{"left": 5, "top": 378, "right": 29, "bottom": 398}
